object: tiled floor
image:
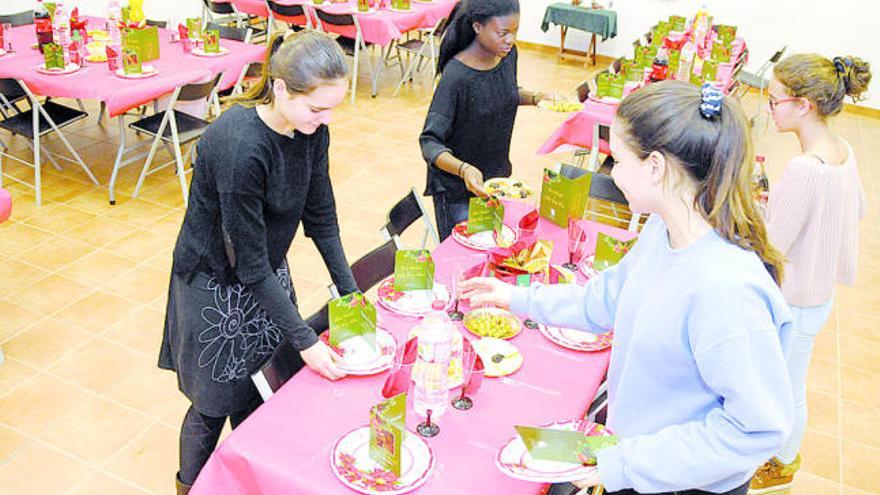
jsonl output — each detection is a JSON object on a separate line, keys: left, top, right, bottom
{"left": 0, "top": 45, "right": 878, "bottom": 495}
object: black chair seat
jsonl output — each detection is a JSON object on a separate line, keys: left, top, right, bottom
{"left": 396, "top": 38, "right": 426, "bottom": 54}
{"left": 128, "top": 110, "right": 210, "bottom": 144}
{"left": 335, "top": 36, "right": 361, "bottom": 56}
{"left": 0, "top": 101, "right": 87, "bottom": 139}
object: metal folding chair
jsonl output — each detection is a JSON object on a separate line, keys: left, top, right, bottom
{"left": 313, "top": 9, "right": 375, "bottom": 103}
{"left": 391, "top": 16, "right": 450, "bottom": 97}
{"left": 265, "top": 0, "right": 313, "bottom": 38}
{"left": 380, "top": 187, "right": 440, "bottom": 249}
{"left": 202, "top": 0, "right": 246, "bottom": 27}
{"left": 584, "top": 169, "right": 642, "bottom": 232}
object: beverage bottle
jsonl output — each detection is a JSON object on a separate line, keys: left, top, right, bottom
{"left": 107, "top": 0, "right": 122, "bottom": 45}
{"left": 650, "top": 51, "right": 669, "bottom": 82}
{"left": 34, "top": 0, "right": 54, "bottom": 48}
{"left": 52, "top": 3, "right": 70, "bottom": 66}
{"left": 412, "top": 301, "right": 453, "bottom": 420}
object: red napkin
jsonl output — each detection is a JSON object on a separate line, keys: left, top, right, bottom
{"left": 178, "top": 23, "right": 189, "bottom": 40}
{"left": 381, "top": 337, "right": 418, "bottom": 398}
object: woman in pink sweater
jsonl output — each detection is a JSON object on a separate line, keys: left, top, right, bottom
{"left": 750, "top": 54, "right": 871, "bottom": 494}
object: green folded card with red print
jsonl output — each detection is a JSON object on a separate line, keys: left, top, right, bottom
{"left": 594, "top": 232, "right": 637, "bottom": 272}
{"left": 122, "top": 48, "right": 142, "bottom": 75}
{"left": 369, "top": 392, "right": 406, "bottom": 476}
{"left": 468, "top": 196, "right": 504, "bottom": 236}
{"left": 539, "top": 165, "right": 593, "bottom": 228}
{"left": 515, "top": 425, "right": 618, "bottom": 465}
{"left": 329, "top": 291, "right": 377, "bottom": 348}
{"left": 203, "top": 29, "right": 220, "bottom": 53}
{"left": 42, "top": 43, "right": 65, "bottom": 70}
{"left": 393, "top": 250, "right": 434, "bottom": 292}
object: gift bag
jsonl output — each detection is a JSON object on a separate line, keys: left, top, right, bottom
{"left": 539, "top": 165, "right": 593, "bottom": 228}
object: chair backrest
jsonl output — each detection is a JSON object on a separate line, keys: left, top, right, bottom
{"left": 206, "top": 21, "right": 250, "bottom": 42}
{"left": 381, "top": 188, "right": 439, "bottom": 248}
{"left": 350, "top": 238, "right": 398, "bottom": 293}
{"left": 588, "top": 170, "right": 626, "bottom": 205}
{"left": 314, "top": 9, "right": 355, "bottom": 27}
{"left": 145, "top": 19, "right": 167, "bottom": 28}
{"left": 0, "top": 78, "right": 24, "bottom": 97}
{"left": 203, "top": 0, "right": 236, "bottom": 15}
{"left": 179, "top": 74, "right": 222, "bottom": 102}
{"left": 0, "top": 10, "right": 35, "bottom": 26}
{"left": 306, "top": 303, "right": 329, "bottom": 333}
{"left": 575, "top": 79, "right": 590, "bottom": 103}
{"left": 250, "top": 338, "right": 306, "bottom": 400}
{"left": 266, "top": 0, "right": 306, "bottom": 18}
{"left": 769, "top": 45, "right": 787, "bottom": 64}
{"left": 585, "top": 169, "right": 643, "bottom": 231}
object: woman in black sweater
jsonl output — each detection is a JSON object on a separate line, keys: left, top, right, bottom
{"left": 159, "top": 32, "right": 359, "bottom": 493}
{"left": 419, "top": 0, "right": 545, "bottom": 240}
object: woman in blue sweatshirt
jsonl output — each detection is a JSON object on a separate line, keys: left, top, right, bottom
{"left": 461, "top": 81, "right": 794, "bottom": 494}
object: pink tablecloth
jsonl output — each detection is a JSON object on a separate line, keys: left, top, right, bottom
{"left": 190, "top": 200, "right": 628, "bottom": 495}
{"left": 0, "top": 20, "right": 265, "bottom": 117}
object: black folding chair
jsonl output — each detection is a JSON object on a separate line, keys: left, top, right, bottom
{"left": 0, "top": 10, "right": 35, "bottom": 26}
{"left": 313, "top": 9, "right": 374, "bottom": 103}
{"left": 202, "top": 0, "right": 246, "bottom": 27}
{"left": 250, "top": 304, "right": 328, "bottom": 401}
{"left": 380, "top": 187, "right": 439, "bottom": 249}
{"left": 266, "top": 0, "right": 312, "bottom": 37}
{"left": 585, "top": 170, "right": 641, "bottom": 232}
{"left": 106, "top": 74, "right": 220, "bottom": 205}
{"left": 329, "top": 238, "right": 398, "bottom": 298}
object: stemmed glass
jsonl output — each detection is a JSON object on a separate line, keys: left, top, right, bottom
{"left": 452, "top": 339, "right": 482, "bottom": 410}
{"left": 563, "top": 217, "right": 589, "bottom": 271}
{"left": 448, "top": 266, "right": 465, "bottom": 321}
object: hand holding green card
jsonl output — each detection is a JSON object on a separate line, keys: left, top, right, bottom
{"left": 369, "top": 392, "right": 407, "bottom": 476}
{"left": 515, "top": 425, "right": 618, "bottom": 465}
{"left": 329, "top": 292, "right": 377, "bottom": 349}
{"left": 393, "top": 250, "right": 435, "bottom": 292}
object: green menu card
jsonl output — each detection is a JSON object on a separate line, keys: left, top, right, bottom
{"left": 203, "top": 29, "right": 220, "bottom": 53}
{"left": 329, "top": 292, "right": 377, "bottom": 349}
{"left": 42, "top": 43, "right": 65, "bottom": 69}
{"left": 122, "top": 48, "right": 142, "bottom": 75}
{"left": 594, "top": 232, "right": 637, "bottom": 272}
{"left": 393, "top": 250, "right": 434, "bottom": 292}
{"left": 539, "top": 165, "right": 592, "bottom": 228}
{"left": 515, "top": 426, "right": 618, "bottom": 465}
{"left": 370, "top": 392, "right": 407, "bottom": 476}
{"left": 467, "top": 196, "right": 504, "bottom": 235}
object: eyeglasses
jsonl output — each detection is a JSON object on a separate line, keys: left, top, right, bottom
{"left": 767, "top": 96, "right": 800, "bottom": 110}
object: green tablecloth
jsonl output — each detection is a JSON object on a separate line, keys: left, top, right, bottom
{"left": 541, "top": 3, "right": 618, "bottom": 40}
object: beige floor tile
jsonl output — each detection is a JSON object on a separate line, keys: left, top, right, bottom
{"left": 0, "top": 374, "right": 93, "bottom": 437}
{"left": 15, "top": 235, "right": 98, "bottom": 272}
{"left": 104, "top": 228, "right": 173, "bottom": 262}
{"left": 839, "top": 334, "right": 880, "bottom": 375}
{"left": 19, "top": 203, "right": 95, "bottom": 234}
{"left": 48, "top": 337, "right": 148, "bottom": 394}
{"left": 806, "top": 390, "right": 839, "bottom": 436}
{"left": 53, "top": 290, "right": 143, "bottom": 334}
{"left": 0, "top": 442, "right": 91, "bottom": 495}
{"left": 842, "top": 440, "right": 880, "bottom": 493}
{"left": 807, "top": 358, "right": 839, "bottom": 397}
{"left": 839, "top": 307, "right": 880, "bottom": 344}
{"left": 10, "top": 274, "right": 93, "bottom": 315}
{"left": 102, "top": 306, "right": 166, "bottom": 355}
{"left": 0, "top": 301, "right": 42, "bottom": 343}
{"left": 841, "top": 366, "right": 880, "bottom": 409}
{"left": 800, "top": 429, "right": 840, "bottom": 481}
{"left": 56, "top": 250, "right": 139, "bottom": 289}
{"left": 103, "top": 266, "right": 170, "bottom": 306}
{"left": 63, "top": 216, "right": 138, "bottom": 248}
{"left": 791, "top": 471, "right": 841, "bottom": 495}
{"left": 103, "top": 199, "right": 174, "bottom": 227}
{"left": 104, "top": 423, "right": 179, "bottom": 495}
{"left": 2, "top": 318, "right": 94, "bottom": 369}
{"left": 102, "top": 361, "right": 185, "bottom": 418}
{"left": 66, "top": 471, "right": 153, "bottom": 495}
{"left": 842, "top": 400, "right": 880, "bottom": 450}
{"left": 0, "top": 358, "right": 40, "bottom": 400}
{"left": 0, "top": 221, "right": 53, "bottom": 257}
{"left": 0, "top": 422, "right": 32, "bottom": 461}
{"left": 0, "top": 258, "right": 51, "bottom": 289}
{"left": 811, "top": 324, "right": 838, "bottom": 363}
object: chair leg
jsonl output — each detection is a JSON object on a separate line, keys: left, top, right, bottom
{"left": 350, "top": 44, "right": 360, "bottom": 104}
{"left": 109, "top": 116, "right": 128, "bottom": 204}
{"left": 172, "top": 138, "right": 189, "bottom": 207}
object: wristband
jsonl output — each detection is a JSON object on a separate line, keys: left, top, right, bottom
{"left": 458, "top": 160, "right": 468, "bottom": 178}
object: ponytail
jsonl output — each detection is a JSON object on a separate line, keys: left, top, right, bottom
{"left": 774, "top": 53, "right": 872, "bottom": 118}
{"left": 437, "top": 0, "right": 520, "bottom": 74}
{"left": 228, "top": 31, "right": 349, "bottom": 107}
{"left": 616, "top": 81, "right": 786, "bottom": 284}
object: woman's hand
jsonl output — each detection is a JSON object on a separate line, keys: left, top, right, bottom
{"left": 462, "top": 165, "right": 488, "bottom": 197}
{"left": 300, "top": 340, "right": 347, "bottom": 381}
{"left": 459, "top": 277, "right": 514, "bottom": 309}
{"left": 571, "top": 470, "right": 602, "bottom": 490}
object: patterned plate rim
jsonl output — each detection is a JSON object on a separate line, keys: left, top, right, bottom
{"left": 330, "top": 425, "right": 436, "bottom": 495}
{"left": 336, "top": 327, "right": 398, "bottom": 375}
{"left": 579, "top": 255, "right": 598, "bottom": 279}
{"left": 538, "top": 324, "right": 613, "bottom": 352}
{"left": 376, "top": 277, "right": 451, "bottom": 317}
{"left": 451, "top": 222, "right": 517, "bottom": 251}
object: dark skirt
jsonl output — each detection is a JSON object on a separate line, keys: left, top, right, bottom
{"left": 159, "top": 264, "right": 295, "bottom": 417}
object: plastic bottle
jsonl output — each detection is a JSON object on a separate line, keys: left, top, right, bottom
{"left": 107, "top": 0, "right": 122, "bottom": 45}
{"left": 34, "top": 0, "right": 54, "bottom": 48}
{"left": 412, "top": 301, "right": 453, "bottom": 420}
{"left": 52, "top": 2, "right": 70, "bottom": 66}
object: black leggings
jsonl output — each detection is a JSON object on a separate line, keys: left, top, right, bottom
{"left": 178, "top": 402, "right": 260, "bottom": 485}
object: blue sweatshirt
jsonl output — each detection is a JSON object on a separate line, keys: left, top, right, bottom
{"left": 510, "top": 215, "right": 794, "bottom": 493}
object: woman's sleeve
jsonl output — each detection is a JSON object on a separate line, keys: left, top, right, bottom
{"left": 302, "top": 127, "right": 358, "bottom": 296}
{"left": 596, "top": 283, "right": 794, "bottom": 492}
{"left": 419, "top": 75, "right": 460, "bottom": 167}
{"left": 218, "top": 151, "right": 318, "bottom": 350}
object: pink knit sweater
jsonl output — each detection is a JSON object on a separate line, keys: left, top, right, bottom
{"left": 768, "top": 141, "right": 866, "bottom": 307}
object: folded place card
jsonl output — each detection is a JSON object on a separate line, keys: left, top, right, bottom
{"left": 329, "top": 292, "right": 377, "bottom": 349}
{"left": 710, "top": 40, "right": 731, "bottom": 63}
{"left": 715, "top": 24, "right": 737, "bottom": 44}
{"left": 539, "top": 165, "right": 593, "bottom": 228}
{"left": 370, "top": 392, "right": 407, "bottom": 476}
{"left": 597, "top": 72, "right": 624, "bottom": 98}
{"left": 515, "top": 425, "right": 618, "bottom": 465}
{"left": 393, "top": 250, "right": 434, "bottom": 292}
{"left": 203, "top": 29, "right": 220, "bottom": 53}
{"left": 186, "top": 18, "right": 203, "bottom": 40}
{"left": 467, "top": 196, "right": 504, "bottom": 235}
{"left": 669, "top": 15, "right": 687, "bottom": 32}
{"left": 594, "top": 232, "right": 637, "bottom": 272}
{"left": 122, "top": 48, "right": 142, "bottom": 74}
{"left": 42, "top": 42, "right": 65, "bottom": 69}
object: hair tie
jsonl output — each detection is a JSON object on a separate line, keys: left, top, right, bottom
{"left": 832, "top": 56, "right": 847, "bottom": 74}
{"left": 832, "top": 56, "right": 853, "bottom": 93}
{"left": 699, "top": 83, "right": 723, "bottom": 119}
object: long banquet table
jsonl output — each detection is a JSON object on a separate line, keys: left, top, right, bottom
{"left": 190, "top": 200, "right": 638, "bottom": 495}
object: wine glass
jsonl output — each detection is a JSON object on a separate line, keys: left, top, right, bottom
{"left": 452, "top": 339, "right": 477, "bottom": 410}
{"left": 448, "top": 266, "right": 465, "bottom": 321}
{"left": 564, "top": 217, "right": 588, "bottom": 270}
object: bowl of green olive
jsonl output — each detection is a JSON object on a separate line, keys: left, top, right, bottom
{"left": 463, "top": 307, "right": 522, "bottom": 340}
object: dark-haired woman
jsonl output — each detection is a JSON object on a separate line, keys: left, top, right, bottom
{"left": 419, "top": 0, "right": 546, "bottom": 240}
{"left": 158, "top": 32, "right": 359, "bottom": 494}
{"left": 749, "top": 54, "right": 871, "bottom": 494}
{"left": 461, "top": 82, "right": 795, "bottom": 495}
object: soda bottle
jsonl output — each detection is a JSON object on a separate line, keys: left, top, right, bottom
{"left": 34, "top": 0, "right": 54, "bottom": 48}
{"left": 412, "top": 301, "right": 453, "bottom": 420}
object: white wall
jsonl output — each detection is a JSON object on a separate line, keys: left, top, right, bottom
{"left": 521, "top": 0, "right": 879, "bottom": 109}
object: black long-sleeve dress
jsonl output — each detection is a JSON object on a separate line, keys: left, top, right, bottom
{"left": 159, "top": 105, "right": 358, "bottom": 417}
